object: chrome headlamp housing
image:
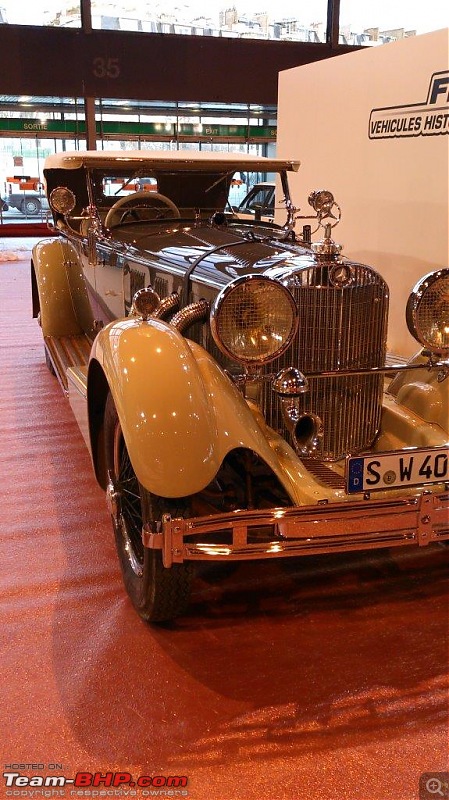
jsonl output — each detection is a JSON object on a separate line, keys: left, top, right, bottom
{"left": 131, "top": 286, "right": 161, "bottom": 320}
{"left": 406, "top": 268, "right": 449, "bottom": 355}
{"left": 211, "top": 275, "right": 298, "bottom": 365}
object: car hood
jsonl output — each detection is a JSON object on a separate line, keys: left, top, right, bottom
{"left": 120, "top": 222, "right": 315, "bottom": 288}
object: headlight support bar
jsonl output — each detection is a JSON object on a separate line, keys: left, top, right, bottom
{"left": 227, "top": 357, "right": 449, "bottom": 390}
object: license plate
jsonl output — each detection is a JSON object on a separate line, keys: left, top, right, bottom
{"left": 346, "top": 447, "right": 449, "bottom": 493}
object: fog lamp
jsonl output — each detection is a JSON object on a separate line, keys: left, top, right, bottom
{"left": 406, "top": 268, "right": 449, "bottom": 354}
{"left": 131, "top": 287, "right": 161, "bottom": 320}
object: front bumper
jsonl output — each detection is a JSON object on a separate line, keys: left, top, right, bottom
{"left": 143, "top": 489, "right": 449, "bottom": 568}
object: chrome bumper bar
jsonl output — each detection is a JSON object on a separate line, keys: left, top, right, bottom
{"left": 142, "top": 490, "right": 449, "bottom": 568}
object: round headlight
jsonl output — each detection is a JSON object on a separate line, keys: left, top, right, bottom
{"left": 406, "top": 268, "right": 449, "bottom": 354}
{"left": 211, "top": 275, "right": 298, "bottom": 365}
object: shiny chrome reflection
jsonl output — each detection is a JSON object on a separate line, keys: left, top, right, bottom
{"left": 131, "top": 286, "right": 161, "bottom": 320}
{"left": 406, "top": 268, "right": 449, "bottom": 354}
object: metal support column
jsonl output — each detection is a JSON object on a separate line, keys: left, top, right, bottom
{"left": 326, "top": 0, "right": 341, "bottom": 48}
{"left": 81, "top": 0, "right": 97, "bottom": 150}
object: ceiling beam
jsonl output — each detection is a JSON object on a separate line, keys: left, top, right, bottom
{"left": 0, "top": 26, "right": 358, "bottom": 105}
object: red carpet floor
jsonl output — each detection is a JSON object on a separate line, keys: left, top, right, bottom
{"left": 1, "top": 252, "right": 448, "bottom": 800}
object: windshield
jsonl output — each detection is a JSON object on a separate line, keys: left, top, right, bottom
{"left": 90, "top": 168, "right": 282, "bottom": 219}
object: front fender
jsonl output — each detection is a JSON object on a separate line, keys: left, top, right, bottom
{"left": 91, "top": 317, "right": 332, "bottom": 503}
{"left": 388, "top": 351, "right": 449, "bottom": 434}
{"left": 91, "top": 316, "right": 221, "bottom": 497}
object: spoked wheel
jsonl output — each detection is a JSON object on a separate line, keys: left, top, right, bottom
{"left": 104, "top": 393, "right": 193, "bottom": 623}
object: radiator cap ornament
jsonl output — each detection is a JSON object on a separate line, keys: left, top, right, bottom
{"left": 309, "top": 190, "right": 343, "bottom": 259}
{"left": 311, "top": 235, "right": 343, "bottom": 258}
{"left": 311, "top": 222, "right": 343, "bottom": 259}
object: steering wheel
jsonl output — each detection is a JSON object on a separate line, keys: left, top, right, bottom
{"left": 105, "top": 191, "right": 180, "bottom": 228}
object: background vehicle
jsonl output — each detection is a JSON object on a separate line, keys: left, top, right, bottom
{"left": 233, "top": 181, "right": 275, "bottom": 221}
{"left": 3, "top": 176, "right": 49, "bottom": 215}
{"left": 31, "top": 149, "right": 449, "bottom": 623}
{"left": 103, "top": 176, "right": 158, "bottom": 196}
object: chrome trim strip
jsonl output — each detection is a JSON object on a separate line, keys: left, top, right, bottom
{"left": 142, "top": 490, "right": 449, "bottom": 567}
{"left": 66, "top": 365, "right": 88, "bottom": 397}
{"left": 302, "top": 361, "right": 449, "bottom": 379}
{"left": 183, "top": 239, "right": 251, "bottom": 302}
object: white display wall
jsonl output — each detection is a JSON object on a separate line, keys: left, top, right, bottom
{"left": 277, "top": 29, "right": 449, "bottom": 356}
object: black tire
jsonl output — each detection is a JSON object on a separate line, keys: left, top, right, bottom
{"left": 20, "top": 197, "right": 40, "bottom": 216}
{"left": 197, "top": 562, "right": 238, "bottom": 583}
{"left": 104, "top": 393, "right": 193, "bottom": 623}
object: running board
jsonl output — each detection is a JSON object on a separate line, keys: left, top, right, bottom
{"left": 66, "top": 365, "right": 90, "bottom": 447}
{"left": 44, "top": 333, "right": 92, "bottom": 392}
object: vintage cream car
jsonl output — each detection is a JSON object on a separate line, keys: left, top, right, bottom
{"left": 31, "top": 149, "right": 449, "bottom": 622}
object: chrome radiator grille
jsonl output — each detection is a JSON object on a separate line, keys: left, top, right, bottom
{"left": 262, "top": 262, "right": 389, "bottom": 460}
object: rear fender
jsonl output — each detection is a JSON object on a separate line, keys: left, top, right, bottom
{"left": 31, "top": 238, "right": 94, "bottom": 337}
{"left": 90, "top": 317, "right": 324, "bottom": 502}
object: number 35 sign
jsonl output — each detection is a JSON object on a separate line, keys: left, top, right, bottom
{"left": 92, "top": 57, "right": 121, "bottom": 79}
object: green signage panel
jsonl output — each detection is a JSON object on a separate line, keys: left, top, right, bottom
{"left": 0, "top": 117, "right": 277, "bottom": 141}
